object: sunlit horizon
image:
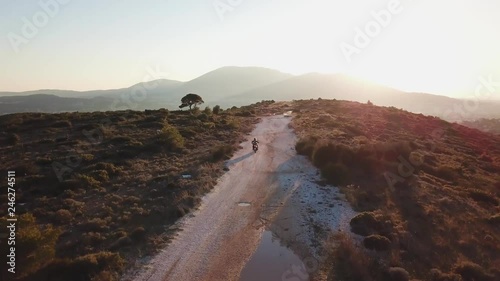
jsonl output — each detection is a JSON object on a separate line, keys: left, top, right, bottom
{"left": 1, "top": 0, "right": 499, "bottom": 99}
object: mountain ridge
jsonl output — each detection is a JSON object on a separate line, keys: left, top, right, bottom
{"left": 1, "top": 66, "right": 499, "bottom": 120}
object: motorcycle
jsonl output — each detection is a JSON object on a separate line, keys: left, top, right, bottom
{"left": 252, "top": 143, "right": 258, "bottom": 153}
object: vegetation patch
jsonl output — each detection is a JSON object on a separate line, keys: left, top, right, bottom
{"left": 0, "top": 103, "right": 267, "bottom": 280}
{"left": 292, "top": 99, "right": 500, "bottom": 281}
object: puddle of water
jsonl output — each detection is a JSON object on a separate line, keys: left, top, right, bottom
{"left": 239, "top": 231, "right": 309, "bottom": 281}
{"left": 238, "top": 202, "right": 252, "bottom": 207}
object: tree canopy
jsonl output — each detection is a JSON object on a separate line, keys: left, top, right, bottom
{"left": 179, "top": 93, "right": 204, "bottom": 110}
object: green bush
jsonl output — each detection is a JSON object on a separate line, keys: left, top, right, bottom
{"left": 226, "top": 118, "right": 240, "bottom": 129}
{"left": 93, "top": 162, "right": 121, "bottom": 175}
{"left": 75, "top": 174, "right": 101, "bottom": 188}
{"left": 158, "top": 124, "right": 185, "bottom": 151}
{"left": 80, "top": 153, "right": 95, "bottom": 162}
{"left": 17, "top": 213, "right": 61, "bottom": 277}
{"left": 91, "top": 170, "right": 110, "bottom": 182}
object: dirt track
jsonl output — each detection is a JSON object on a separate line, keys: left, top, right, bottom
{"left": 130, "top": 116, "right": 356, "bottom": 281}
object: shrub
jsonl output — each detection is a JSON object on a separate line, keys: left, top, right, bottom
{"left": 4, "top": 133, "right": 20, "bottom": 146}
{"left": 386, "top": 267, "right": 410, "bottom": 281}
{"left": 198, "top": 113, "right": 209, "bottom": 121}
{"left": 312, "top": 143, "right": 336, "bottom": 168}
{"left": 75, "top": 174, "right": 101, "bottom": 188}
{"left": 236, "top": 111, "right": 253, "bottom": 117}
{"left": 124, "top": 196, "right": 141, "bottom": 205}
{"left": 35, "top": 156, "right": 53, "bottom": 165}
{"left": 295, "top": 137, "right": 318, "bottom": 158}
{"left": 41, "top": 252, "right": 124, "bottom": 281}
{"left": 213, "top": 105, "right": 221, "bottom": 115}
{"left": 226, "top": 118, "right": 240, "bottom": 129}
{"left": 158, "top": 124, "right": 185, "bottom": 151}
{"left": 349, "top": 212, "right": 390, "bottom": 236}
{"left": 130, "top": 227, "right": 146, "bottom": 241}
{"left": 79, "top": 218, "right": 109, "bottom": 232}
{"left": 17, "top": 213, "right": 61, "bottom": 277}
{"left": 468, "top": 189, "right": 498, "bottom": 206}
{"left": 191, "top": 107, "right": 201, "bottom": 115}
{"left": 486, "top": 214, "right": 500, "bottom": 225}
{"left": 363, "top": 235, "right": 391, "bottom": 251}
{"left": 80, "top": 153, "right": 95, "bottom": 162}
{"left": 433, "top": 165, "right": 458, "bottom": 181}
{"left": 203, "top": 122, "right": 216, "bottom": 129}
{"left": 430, "top": 269, "right": 462, "bottom": 281}
{"left": 109, "top": 136, "right": 132, "bottom": 145}
{"left": 63, "top": 199, "right": 85, "bottom": 210}
{"left": 52, "top": 120, "right": 72, "bottom": 128}
{"left": 91, "top": 170, "right": 110, "bottom": 182}
{"left": 14, "top": 162, "right": 40, "bottom": 175}
{"left": 109, "top": 236, "right": 132, "bottom": 251}
{"left": 92, "top": 270, "right": 120, "bottom": 281}
{"left": 453, "top": 261, "right": 494, "bottom": 281}
{"left": 321, "top": 162, "right": 351, "bottom": 185}
{"left": 203, "top": 106, "right": 212, "bottom": 115}
{"left": 329, "top": 233, "right": 376, "bottom": 281}
{"left": 210, "top": 145, "right": 234, "bottom": 162}
{"left": 55, "top": 209, "right": 73, "bottom": 224}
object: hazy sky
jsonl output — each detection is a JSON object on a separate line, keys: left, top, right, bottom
{"left": 1, "top": 0, "right": 499, "bottom": 98}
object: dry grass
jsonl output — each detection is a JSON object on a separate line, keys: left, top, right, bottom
{"left": 292, "top": 99, "right": 500, "bottom": 281}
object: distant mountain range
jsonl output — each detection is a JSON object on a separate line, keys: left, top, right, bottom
{"left": 1, "top": 66, "right": 499, "bottom": 120}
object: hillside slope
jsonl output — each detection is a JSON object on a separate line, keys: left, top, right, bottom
{"left": 224, "top": 73, "right": 500, "bottom": 120}
{"left": 291, "top": 99, "right": 500, "bottom": 281}
{"left": 0, "top": 104, "right": 268, "bottom": 281}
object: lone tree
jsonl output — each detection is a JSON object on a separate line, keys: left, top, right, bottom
{"left": 179, "top": 93, "right": 204, "bottom": 111}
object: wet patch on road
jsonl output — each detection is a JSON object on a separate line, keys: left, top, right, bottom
{"left": 239, "top": 230, "right": 308, "bottom": 281}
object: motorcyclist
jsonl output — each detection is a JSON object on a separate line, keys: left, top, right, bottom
{"left": 251, "top": 138, "right": 259, "bottom": 148}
